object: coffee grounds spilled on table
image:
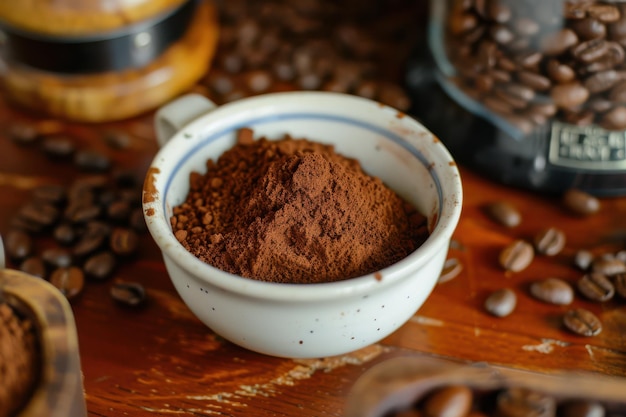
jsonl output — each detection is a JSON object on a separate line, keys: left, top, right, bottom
{"left": 0, "top": 301, "right": 40, "bottom": 417}
{"left": 171, "top": 128, "right": 429, "bottom": 284}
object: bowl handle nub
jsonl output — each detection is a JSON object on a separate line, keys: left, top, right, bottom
{"left": 154, "top": 94, "right": 217, "bottom": 147}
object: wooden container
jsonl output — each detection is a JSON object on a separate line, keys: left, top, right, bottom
{"left": 1, "top": 268, "right": 87, "bottom": 417}
{"left": 346, "top": 356, "right": 626, "bottom": 417}
{"left": 0, "top": 0, "right": 219, "bottom": 122}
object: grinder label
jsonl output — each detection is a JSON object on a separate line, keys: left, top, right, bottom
{"left": 549, "top": 121, "right": 626, "bottom": 170}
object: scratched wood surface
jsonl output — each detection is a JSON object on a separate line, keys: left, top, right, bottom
{"left": 1, "top": 2, "right": 626, "bottom": 416}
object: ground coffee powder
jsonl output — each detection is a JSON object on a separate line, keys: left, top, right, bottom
{"left": 171, "top": 128, "right": 429, "bottom": 284}
{"left": 0, "top": 301, "right": 39, "bottom": 417}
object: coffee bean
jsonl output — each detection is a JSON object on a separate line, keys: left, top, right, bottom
{"left": 18, "top": 202, "right": 60, "bottom": 227}
{"left": 516, "top": 71, "right": 551, "bottom": 91}
{"left": 571, "top": 18, "right": 607, "bottom": 40}
{"left": 578, "top": 272, "right": 615, "bottom": 302}
{"left": 41, "top": 135, "right": 75, "bottom": 158}
{"left": 584, "top": 70, "right": 622, "bottom": 94}
{"left": 73, "top": 221, "right": 110, "bottom": 258}
{"left": 546, "top": 60, "right": 576, "bottom": 84}
{"left": 484, "top": 288, "right": 517, "bottom": 317}
{"left": 562, "top": 189, "right": 600, "bottom": 216}
{"left": 110, "top": 228, "right": 139, "bottom": 257}
{"left": 563, "top": 308, "right": 602, "bottom": 336}
{"left": 107, "top": 200, "right": 132, "bottom": 222}
{"left": 591, "top": 257, "right": 626, "bottom": 275}
{"left": 614, "top": 273, "right": 626, "bottom": 299}
{"left": 5, "top": 229, "right": 33, "bottom": 260}
{"left": 499, "top": 240, "right": 534, "bottom": 272}
{"left": 65, "top": 203, "right": 102, "bottom": 224}
{"left": 19, "top": 257, "right": 46, "bottom": 279}
{"left": 587, "top": 4, "right": 620, "bottom": 23}
{"left": 423, "top": 385, "right": 472, "bottom": 417}
{"left": 74, "top": 149, "right": 111, "bottom": 172}
{"left": 84, "top": 251, "right": 117, "bottom": 280}
{"left": 8, "top": 123, "right": 39, "bottom": 145}
{"left": 32, "top": 184, "right": 66, "bottom": 205}
{"left": 484, "top": 201, "right": 521, "bottom": 227}
{"left": 41, "top": 247, "right": 73, "bottom": 269}
{"left": 496, "top": 387, "right": 556, "bottom": 417}
{"left": 53, "top": 223, "right": 78, "bottom": 246}
{"left": 49, "top": 266, "right": 85, "bottom": 300}
{"left": 571, "top": 38, "right": 609, "bottom": 64}
{"left": 102, "top": 130, "right": 131, "bottom": 150}
{"left": 530, "top": 278, "right": 574, "bottom": 305}
{"left": 559, "top": 400, "right": 605, "bottom": 417}
{"left": 533, "top": 227, "right": 566, "bottom": 256}
{"left": 574, "top": 249, "right": 594, "bottom": 271}
{"left": 110, "top": 281, "right": 146, "bottom": 307}
{"left": 129, "top": 208, "right": 147, "bottom": 232}
{"left": 600, "top": 106, "right": 626, "bottom": 130}
{"left": 438, "top": 258, "right": 463, "bottom": 284}
{"left": 540, "top": 29, "right": 578, "bottom": 56}
{"left": 550, "top": 83, "right": 590, "bottom": 108}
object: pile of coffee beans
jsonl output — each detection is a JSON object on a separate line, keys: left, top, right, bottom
{"left": 196, "top": 0, "right": 419, "bottom": 111}
{"left": 477, "top": 188, "right": 623, "bottom": 337}
{"left": 3, "top": 126, "right": 147, "bottom": 307}
{"left": 385, "top": 384, "right": 621, "bottom": 417}
{"left": 445, "top": 0, "right": 626, "bottom": 132}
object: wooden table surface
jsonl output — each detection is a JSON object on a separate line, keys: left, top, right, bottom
{"left": 2, "top": 2, "right": 626, "bottom": 416}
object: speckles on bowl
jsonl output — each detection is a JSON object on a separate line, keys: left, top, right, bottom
{"left": 374, "top": 272, "right": 383, "bottom": 281}
{"left": 145, "top": 207, "right": 155, "bottom": 217}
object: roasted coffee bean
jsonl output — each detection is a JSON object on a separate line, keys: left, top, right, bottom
{"left": 18, "top": 202, "right": 60, "bottom": 227}
{"left": 110, "top": 228, "right": 139, "bottom": 257}
{"left": 574, "top": 249, "right": 594, "bottom": 271}
{"left": 600, "top": 106, "right": 626, "bottom": 130}
{"left": 578, "top": 272, "right": 615, "bottom": 302}
{"left": 438, "top": 258, "right": 463, "bottom": 284}
{"left": 110, "top": 281, "right": 146, "bottom": 307}
{"left": 8, "top": 123, "right": 39, "bottom": 145}
{"left": 49, "top": 266, "right": 85, "bottom": 300}
{"left": 533, "top": 227, "right": 566, "bottom": 256}
{"left": 53, "top": 223, "right": 77, "bottom": 246}
{"left": 516, "top": 71, "right": 551, "bottom": 91}
{"left": 540, "top": 29, "right": 578, "bottom": 56}
{"left": 107, "top": 200, "right": 132, "bottom": 222}
{"left": 571, "top": 38, "right": 609, "bottom": 63}
{"left": 378, "top": 83, "right": 411, "bottom": 111}
{"left": 584, "top": 70, "right": 622, "bottom": 94}
{"left": 563, "top": 308, "right": 602, "bottom": 336}
{"left": 571, "top": 17, "right": 607, "bottom": 40}
{"left": 5, "top": 229, "right": 33, "bottom": 260}
{"left": 484, "top": 288, "right": 517, "bottom": 317}
{"left": 559, "top": 400, "right": 605, "bottom": 417}
{"left": 102, "top": 130, "right": 131, "bottom": 150}
{"left": 73, "top": 221, "right": 110, "bottom": 258}
{"left": 591, "top": 257, "right": 626, "bottom": 275}
{"left": 422, "top": 385, "right": 472, "bottom": 417}
{"left": 562, "top": 189, "right": 600, "bottom": 216}
{"left": 74, "top": 149, "right": 111, "bottom": 172}
{"left": 614, "top": 273, "right": 626, "bottom": 298}
{"left": 484, "top": 201, "right": 521, "bottom": 227}
{"left": 530, "top": 278, "right": 574, "bottom": 305}
{"left": 84, "top": 251, "right": 117, "bottom": 280}
{"left": 32, "top": 184, "right": 66, "bottom": 205}
{"left": 41, "top": 247, "right": 73, "bottom": 269}
{"left": 41, "top": 135, "right": 75, "bottom": 158}
{"left": 499, "top": 240, "right": 534, "bottom": 272}
{"left": 550, "top": 83, "right": 590, "bottom": 108}
{"left": 546, "top": 60, "right": 576, "bottom": 83}
{"left": 587, "top": 4, "right": 620, "bottom": 23}
{"left": 65, "top": 204, "right": 102, "bottom": 224}
{"left": 19, "top": 257, "right": 46, "bottom": 279}
{"left": 496, "top": 387, "right": 556, "bottom": 417}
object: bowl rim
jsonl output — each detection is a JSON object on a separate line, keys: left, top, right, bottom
{"left": 143, "top": 91, "right": 463, "bottom": 301}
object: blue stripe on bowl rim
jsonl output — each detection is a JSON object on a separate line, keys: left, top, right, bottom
{"left": 163, "top": 112, "right": 444, "bottom": 218}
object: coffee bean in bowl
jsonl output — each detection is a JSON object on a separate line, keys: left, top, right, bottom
{"left": 143, "top": 91, "right": 463, "bottom": 358}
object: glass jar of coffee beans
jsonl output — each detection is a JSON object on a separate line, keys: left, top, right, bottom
{"left": 408, "top": 0, "right": 626, "bottom": 196}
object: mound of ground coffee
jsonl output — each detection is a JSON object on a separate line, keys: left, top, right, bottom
{"left": 0, "top": 300, "right": 40, "bottom": 417}
{"left": 171, "top": 128, "right": 429, "bottom": 284}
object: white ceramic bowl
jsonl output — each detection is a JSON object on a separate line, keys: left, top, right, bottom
{"left": 143, "top": 91, "right": 463, "bottom": 358}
